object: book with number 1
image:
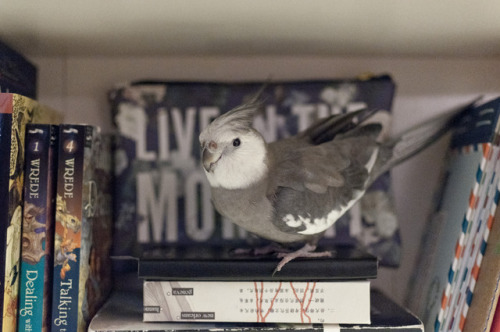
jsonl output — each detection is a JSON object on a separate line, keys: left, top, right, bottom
{"left": 17, "top": 124, "right": 58, "bottom": 332}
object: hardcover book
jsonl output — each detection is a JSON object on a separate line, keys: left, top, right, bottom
{"left": 50, "top": 125, "right": 113, "bottom": 332}
{"left": 0, "top": 93, "right": 60, "bottom": 332}
{"left": 407, "top": 97, "right": 500, "bottom": 332}
{"left": 0, "top": 40, "right": 37, "bottom": 99}
{"left": 143, "top": 280, "right": 371, "bottom": 324}
{"left": 137, "top": 245, "right": 378, "bottom": 281}
{"left": 17, "top": 124, "right": 59, "bottom": 332}
{"left": 89, "top": 287, "right": 423, "bottom": 331}
{"left": 109, "top": 76, "right": 399, "bottom": 268}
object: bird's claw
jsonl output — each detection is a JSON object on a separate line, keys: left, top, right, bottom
{"left": 272, "top": 243, "right": 332, "bottom": 275}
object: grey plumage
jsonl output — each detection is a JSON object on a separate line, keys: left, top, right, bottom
{"left": 199, "top": 96, "right": 478, "bottom": 273}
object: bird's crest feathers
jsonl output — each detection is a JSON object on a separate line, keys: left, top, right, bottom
{"left": 201, "top": 84, "right": 268, "bottom": 139}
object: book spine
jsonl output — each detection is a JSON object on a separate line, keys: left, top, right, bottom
{"left": 51, "top": 124, "right": 87, "bottom": 332}
{"left": 0, "top": 94, "right": 13, "bottom": 331}
{"left": 1, "top": 94, "right": 42, "bottom": 331}
{"left": 18, "top": 124, "right": 58, "bottom": 332}
{"left": 438, "top": 144, "right": 499, "bottom": 331}
{"left": 462, "top": 167, "right": 500, "bottom": 332}
{"left": 143, "top": 280, "right": 370, "bottom": 324}
{"left": 453, "top": 149, "right": 500, "bottom": 332}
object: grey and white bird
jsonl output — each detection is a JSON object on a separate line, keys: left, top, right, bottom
{"left": 199, "top": 96, "right": 477, "bottom": 273}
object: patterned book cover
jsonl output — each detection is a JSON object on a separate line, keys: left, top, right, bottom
{"left": 109, "top": 76, "right": 399, "bottom": 268}
{"left": 407, "top": 97, "right": 500, "bottom": 332}
{"left": 446, "top": 152, "right": 500, "bottom": 331}
{"left": 0, "top": 93, "right": 61, "bottom": 332}
{"left": 18, "top": 124, "right": 58, "bottom": 332}
{"left": 143, "top": 280, "right": 370, "bottom": 324}
{"left": 462, "top": 202, "right": 500, "bottom": 332}
{"left": 0, "top": 40, "right": 37, "bottom": 99}
{"left": 51, "top": 125, "right": 113, "bottom": 332}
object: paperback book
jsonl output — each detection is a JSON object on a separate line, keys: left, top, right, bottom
{"left": 17, "top": 124, "right": 59, "bottom": 332}
{"left": 0, "top": 93, "right": 60, "bottom": 332}
{"left": 143, "top": 280, "right": 370, "bottom": 324}
{"left": 89, "top": 287, "right": 423, "bottom": 332}
{"left": 50, "top": 125, "right": 113, "bottom": 332}
{"left": 109, "top": 76, "right": 399, "bottom": 268}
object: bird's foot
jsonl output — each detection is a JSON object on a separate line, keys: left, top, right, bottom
{"left": 231, "top": 243, "right": 290, "bottom": 256}
{"left": 273, "top": 243, "right": 332, "bottom": 275}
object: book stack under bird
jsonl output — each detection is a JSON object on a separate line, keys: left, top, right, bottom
{"left": 140, "top": 244, "right": 376, "bottom": 325}
{"left": 88, "top": 77, "right": 423, "bottom": 331}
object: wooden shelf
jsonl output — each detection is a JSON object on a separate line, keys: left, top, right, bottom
{"left": 1, "top": 0, "right": 500, "bottom": 57}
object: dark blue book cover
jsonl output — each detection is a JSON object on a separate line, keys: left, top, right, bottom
{"left": 51, "top": 124, "right": 88, "bottom": 332}
{"left": 18, "top": 124, "right": 58, "bottom": 332}
{"left": 51, "top": 125, "right": 112, "bottom": 332}
{"left": 0, "top": 41, "right": 37, "bottom": 99}
{"left": 109, "top": 76, "right": 399, "bottom": 268}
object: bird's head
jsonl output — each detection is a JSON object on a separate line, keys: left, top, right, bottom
{"left": 199, "top": 102, "right": 269, "bottom": 190}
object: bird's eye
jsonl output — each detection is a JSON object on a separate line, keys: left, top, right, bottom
{"left": 233, "top": 138, "right": 241, "bottom": 147}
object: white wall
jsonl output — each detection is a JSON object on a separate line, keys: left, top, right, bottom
{"left": 33, "top": 55, "right": 500, "bottom": 304}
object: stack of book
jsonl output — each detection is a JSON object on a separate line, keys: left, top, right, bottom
{"left": 89, "top": 280, "right": 424, "bottom": 332}
{"left": 140, "top": 245, "right": 375, "bottom": 325}
{"left": 88, "top": 244, "right": 424, "bottom": 331}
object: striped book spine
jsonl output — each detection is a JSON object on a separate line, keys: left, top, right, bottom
{"left": 435, "top": 143, "right": 494, "bottom": 332}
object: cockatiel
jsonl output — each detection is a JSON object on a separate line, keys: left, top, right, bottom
{"left": 199, "top": 96, "right": 477, "bottom": 273}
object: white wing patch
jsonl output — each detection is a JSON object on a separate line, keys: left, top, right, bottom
{"left": 283, "top": 147, "right": 380, "bottom": 235}
{"left": 293, "top": 189, "right": 365, "bottom": 235}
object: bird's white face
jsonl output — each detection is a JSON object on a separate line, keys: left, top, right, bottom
{"left": 200, "top": 128, "right": 268, "bottom": 190}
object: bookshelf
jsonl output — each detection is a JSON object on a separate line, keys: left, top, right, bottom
{"left": 1, "top": 0, "right": 500, "bottom": 308}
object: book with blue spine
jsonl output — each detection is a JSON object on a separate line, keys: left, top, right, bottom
{"left": 51, "top": 125, "right": 113, "bottom": 332}
{"left": 17, "top": 124, "right": 59, "bottom": 332}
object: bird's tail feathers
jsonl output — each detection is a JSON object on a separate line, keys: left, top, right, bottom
{"left": 370, "top": 97, "right": 482, "bottom": 182}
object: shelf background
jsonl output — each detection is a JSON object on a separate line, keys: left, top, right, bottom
{"left": 1, "top": 0, "right": 500, "bottom": 58}
{"left": 1, "top": 0, "right": 500, "bottom": 306}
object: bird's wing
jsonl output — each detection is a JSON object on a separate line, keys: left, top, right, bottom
{"left": 267, "top": 123, "right": 382, "bottom": 236}
{"left": 268, "top": 140, "right": 349, "bottom": 194}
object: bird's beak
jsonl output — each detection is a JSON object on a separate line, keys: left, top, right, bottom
{"left": 202, "top": 147, "right": 219, "bottom": 172}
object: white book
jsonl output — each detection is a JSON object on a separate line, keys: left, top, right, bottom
{"left": 143, "top": 280, "right": 370, "bottom": 324}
